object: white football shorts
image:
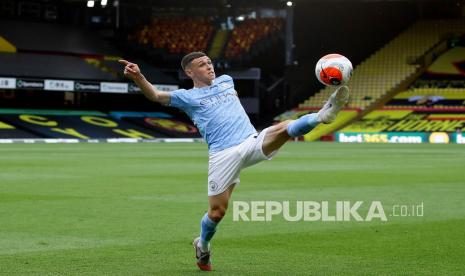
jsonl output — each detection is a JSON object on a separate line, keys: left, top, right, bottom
{"left": 207, "top": 127, "right": 278, "bottom": 196}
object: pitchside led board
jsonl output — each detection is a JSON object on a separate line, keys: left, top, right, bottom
{"left": 123, "top": 117, "right": 200, "bottom": 138}
{"left": 0, "top": 78, "right": 179, "bottom": 94}
{"left": 0, "top": 119, "right": 41, "bottom": 138}
{"left": 335, "top": 108, "right": 465, "bottom": 144}
{"left": 0, "top": 112, "right": 164, "bottom": 139}
{"left": 335, "top": 47, "right": 465, "bottom": 145}
{"left": 0, "top": 110, "right": 201, "bottom": 140}
{"left": 109, "top": 111, "right": 200, "bottom": 138}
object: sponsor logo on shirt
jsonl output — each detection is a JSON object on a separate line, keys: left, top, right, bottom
{"left": 199, "top": 90, "right": 238, "bottom": 107}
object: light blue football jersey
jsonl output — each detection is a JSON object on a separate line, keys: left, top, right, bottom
{"left": 169, "top": 74, "right": 256, "bottom": 153}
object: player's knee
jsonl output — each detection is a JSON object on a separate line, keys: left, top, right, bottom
{"left": 209, "top": 205, "right": 227, "bottom": 222}
{"left": 270, "top": 120, "right": 291, "bottom": 135}
{"left": 275, "top": 120, "right": 292, "bottom": 137}
{"left": 282, "top": 120, "right": 293, "bottom": 131}
{"left": 283, "top": 119, "right": 293, "bottom": 125}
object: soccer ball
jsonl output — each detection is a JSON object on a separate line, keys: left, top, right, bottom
{"left": 315, "top": 54, "right": 353, "bottom": 87}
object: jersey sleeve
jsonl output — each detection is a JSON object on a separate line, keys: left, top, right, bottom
{"left": 169, "top": 89, "right": 188, "bottom": 110}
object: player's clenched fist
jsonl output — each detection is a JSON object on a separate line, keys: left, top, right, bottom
{"left": 118, "top": 59, "right": 143, "bottom": 81}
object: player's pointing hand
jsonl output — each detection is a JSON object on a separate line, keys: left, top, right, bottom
{"left": 119, "top": 59, "right": 142, "bottom": 81}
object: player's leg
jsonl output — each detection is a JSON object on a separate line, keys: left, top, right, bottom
{"left": 204, "top": 183, "right": 235, "bottom": 240}
{"left": 261, "top": 120, "right": 293, "bottom": 156}
{"left": 208, "top": 183, "right": 235, "bottom": 221}
{"left": 262, "top": 85, "right": 350, "bottom": 155}
{"left": 202, "top": 184, "right": 235, "bottom": 246}
{"left": 194, "top": 183, "right": 236, "bottom": 271}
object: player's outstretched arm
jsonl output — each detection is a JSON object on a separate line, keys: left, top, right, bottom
{"left": 118, "top": 59, "right": 171, "bottom": 105}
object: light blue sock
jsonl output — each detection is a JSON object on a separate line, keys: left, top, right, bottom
{"left": 200, "top": 213, "right": 217, "bottom": 252}
{"left": 287, "top": 113, "right": 320, "bottom": 137}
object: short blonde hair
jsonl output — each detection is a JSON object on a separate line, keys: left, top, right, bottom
{"left": 181, "top": 51, "right": 206, "bottom": 70}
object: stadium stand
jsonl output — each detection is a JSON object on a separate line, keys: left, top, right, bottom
{"left": 0, "top": 35, "right": 16, "bottom": 53}
{"left": 300, "top": 19, "right": 465, "bottom": 110}
{"left": 275, "top": 19, "right": 465, "bottom": 141}
{"left": 89, "top": 57, "right": 177, "bottom": 84}
{"left": 335, "top": 40, "right": 465, "bottom": 144}
{"left": 386, "top": 88, "right": 465, "bottom": 108}
{"left": 224, "top": 18, "right": 284, "bottom": 60}
{"left": 128, "top": 16, "right": 284, "bottom": 66}
{"left": 130, "top": 17, "right": 214, "bottom": 55}
{"left": 0, "top": 52, "right": 117, "bottom": 80}
{"left": 0, "top": 19, "right": 177, "bottom": 84}
{"left": 208, "top": 29, "right": 228, "bottom": 59}
{"left": 336, "top": 106, "right": 465, "bottom": 144}
{"left": 0, "top": 19, "right": 119, "bottom": 56}
{"left": 0, "top": 18, "right": 191, "bottom": 140}
{"left": 425, "top": 46, "right": 465, "bottom": 77}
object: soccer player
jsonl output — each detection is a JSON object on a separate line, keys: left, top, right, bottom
{"left": 119, "top": 52, "right": 349, "bottom": 271}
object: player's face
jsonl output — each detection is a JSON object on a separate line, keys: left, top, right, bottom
{"left": 187, "top": 56, "right": 215, "bottom": 84}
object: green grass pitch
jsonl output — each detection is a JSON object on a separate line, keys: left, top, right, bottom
{"left": 1, "top": 142, "right": 464, "bottom": 275}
